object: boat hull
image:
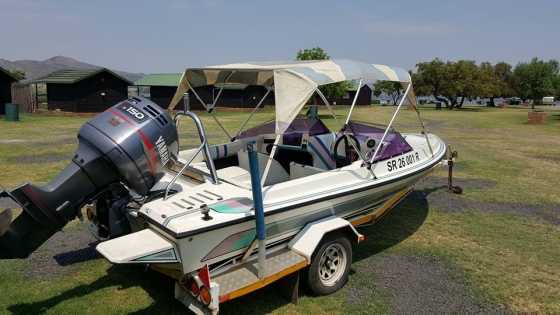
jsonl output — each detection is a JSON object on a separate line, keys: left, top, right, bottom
{"left": 153, "top": 153, "right": 440, "bottom": 275}
{"left": 100, "top": 133, "right": 447, "bottom": 277}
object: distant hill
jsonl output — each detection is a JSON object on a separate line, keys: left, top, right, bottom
{"left": 0, "top": 56, "right": 143, "bottom": 83}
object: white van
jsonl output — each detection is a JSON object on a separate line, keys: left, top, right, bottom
{"left": 542, "top": 96, "right": 555, "bottom": 105}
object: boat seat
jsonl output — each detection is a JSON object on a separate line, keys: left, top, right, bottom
{"left": 237, "top": 149, "right": 290, "bottom": 186}
{"left": 289, "top": 162, "right": 326, "bottom": 180}
{"left": 307, "top": 133, "right": 337, "bottom": 170}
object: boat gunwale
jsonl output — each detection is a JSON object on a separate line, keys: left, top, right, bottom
{"left": 138, "top": 142, "right": 446, "bottom": 240}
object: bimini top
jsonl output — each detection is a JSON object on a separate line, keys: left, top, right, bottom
{"left": 169, "top": 59, "right": 413, "bottom": 134}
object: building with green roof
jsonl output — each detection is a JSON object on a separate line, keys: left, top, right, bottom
{"left": 131, "top": 73, "right": 182, "bottom": 108}
{"left": 132, "top": 73, "right": 276, "bottom": 109}
{"left": 35, "top": 68, "right": 131, "bottom": 112}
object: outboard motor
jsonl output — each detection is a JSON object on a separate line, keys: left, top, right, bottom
{"left": 0, "top": 97, "right": 178, "bottom": 258}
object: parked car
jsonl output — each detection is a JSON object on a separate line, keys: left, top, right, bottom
{"left": 508, "top": 97, "right": 522, "bottom": 105}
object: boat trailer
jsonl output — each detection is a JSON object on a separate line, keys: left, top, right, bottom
{"left": 171, "top": 142, "right": 417, "bottom": 314}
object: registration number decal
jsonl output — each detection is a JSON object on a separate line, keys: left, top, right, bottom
{"left": 387, "top": 152, "right": 420, "bottom": 172}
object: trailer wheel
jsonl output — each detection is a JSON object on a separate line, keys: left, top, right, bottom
{"left": 307, "top": 233, "right": 352, "bottom": 295}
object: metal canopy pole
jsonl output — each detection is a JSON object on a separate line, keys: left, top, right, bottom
{"left": 368, "top": 83, "right": 412, "bottom": 168}
{"left": 234, "top": 88, "right": 272, "bottom": 139}
{"left": 413, "top": 104, "right": 434, "bottom": 156}
{"left": 315, "top": 88, "right": 341, "bottom": 126}
{"left": 260, "top": 134, "right": 281, "bottom": 186}
{"left": 316, "top": 83, "right": 374, "bottom": 177}
{"left": 188, "top": 80, "right": 233, "bottom": 140}
{"left": 344, "top": 79, "right": 363, "bottom": 126}
{"left": 211, "top": 87, "right": 224, "bottom": 110}
{"left": 247, "top": 143, "right": 267, "bottom": 279}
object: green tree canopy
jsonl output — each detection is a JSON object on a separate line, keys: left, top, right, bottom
{"left": 296, "top": 47, "right": 351, "bottom": 101}
{"left": 440, "top": 60, "right": 479, "bottom": 108}
{"left": 554, "top": 76, "right": 560, "bottom": 99}
{"left": 413, "top": 58, "right": 517, "bottom": 108}
{"left": 296, "top": 47, "right": 329, "bottom": 61}
{"left": 512, "top": 58, "right": 559, "bottom": 109}
{"left": 412, "top": 58, "right": 449, "bottom": 105}
{"left": 373, "top": 81, "right": 403, "bottom": 105}
{"left": 477, "top": 62, "right": 515, "bottom": 106}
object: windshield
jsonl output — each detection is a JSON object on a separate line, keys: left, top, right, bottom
{"left": 347, "top": 121, "right": 412, "bottom": 162}
{"left": 237, "top": 117, "right": 331, "bottom": 146}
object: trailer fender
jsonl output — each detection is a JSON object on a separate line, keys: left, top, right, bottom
{"left": 288, "top": 217, "right": 364, "bottom": 262}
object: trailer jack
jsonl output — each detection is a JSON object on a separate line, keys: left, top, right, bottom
{"left": 443, "top": 149, "right": 462, "bottom": 194}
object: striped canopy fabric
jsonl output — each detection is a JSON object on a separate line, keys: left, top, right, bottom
{"left": 169, "top": 59, "right": 413, "bottom": 134}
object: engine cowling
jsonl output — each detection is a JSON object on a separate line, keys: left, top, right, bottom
{"left": 0, "top": 97, "right": 178, "bottom": 258}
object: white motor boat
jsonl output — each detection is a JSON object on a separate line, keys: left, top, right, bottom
{"left": 0, "top": 59, "right": 447, "bottom": 313}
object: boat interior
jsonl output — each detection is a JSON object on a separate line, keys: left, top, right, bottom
{"left": 176, "top": 116, "right": 413, "bottom": 189}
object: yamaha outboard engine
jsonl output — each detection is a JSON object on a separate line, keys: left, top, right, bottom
{"left": 0, "top": 97, "right": 178, "bottom": 258}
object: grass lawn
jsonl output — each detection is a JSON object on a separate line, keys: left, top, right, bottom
{"left": 0, "top": 105, "right": 559, "bottom": 314}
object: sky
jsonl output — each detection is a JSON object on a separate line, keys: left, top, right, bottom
{"left": 1, "top": 0, "right": 558, "bottom": 73}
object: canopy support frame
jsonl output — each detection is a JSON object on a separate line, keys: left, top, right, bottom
{"left": 314, "top": 82, "right": 375, "bottom": 178}
{"left": 314, "top": 88, "right": 341, "bottom": 127}
{"left": 367, "top": 82, "right": 412, "bottom": 176}
{"left": 260, "top": 134, "right": 281, "bottom": 186}
{"left": 413, "top": 105, "right": 434, "bottom": 156}
{"left": 234, "top": 88, "right": 273, "bottom": 139}
{"left": 344, "top": 79, "right": 363, "bottom": 126}
{"left": 187, "top": 73, "right": 236, "bottom": 141}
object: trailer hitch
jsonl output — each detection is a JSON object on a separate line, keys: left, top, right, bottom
{"left": 442, "top": 149, "right": 462, "bottom": 194}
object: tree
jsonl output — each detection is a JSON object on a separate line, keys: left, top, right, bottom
{"left": 412, "top": 58, "right": 446, "bottom": 101}
{"left": 494, "top": 62, "right": 515, "bottom": 97}
{"left": 477, "top": 62, "right": 515, "bottom": 106}
{"left": 373, "top": 81, "right": 402, "bottom": 105}
{"left": 555, "top": 75, "right": 560, "bottom": 100}
{"left": 296, "top": 47, "right": 351, "bottom": 100}
{"left": 413, "top": 59, "right": 516, "bottom": 109}
{"left": 439, "top": 60, "right": 479, "bottom": 108}
{"left": 414, "top": 59, "right": 478, "bottom": 109}
{"left": 8, "top": 69, "right": 25, "bottom": 81}
{"left": 512, "top": 58, "right": 559, "bottom": 110}
{"left": 477, "top": 62, "right": 499, "bottom": 106}
{"left": 296, "top": 47, "right": 329, "bottom": 60}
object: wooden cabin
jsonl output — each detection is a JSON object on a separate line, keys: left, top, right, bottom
{"left": 0, "top": 67, "right": 18, "bottom": 115}
{"left": 327, "top": 83, "right": 372, "bottom": 105}
{"left": 133, "top": 73, "right": 273, "bottom": 110}
{"left": 37, "top": 68, "right": 131, "bottom": 112}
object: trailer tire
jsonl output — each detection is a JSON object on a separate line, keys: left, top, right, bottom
{"left": 307, "top": 233, "right": 352, "bottom": 295}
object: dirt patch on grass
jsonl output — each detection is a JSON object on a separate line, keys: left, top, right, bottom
{"left": 24, "top": 224, "right": 100, "bottom": 280}
{"left": 350, "top": 254, "right": 510, "bottom": 314}
{"left": 417, "top": 176, "right": 560, "bottom": 225}
{"left": 0, "top": 139, "right": 27, "bottom": 144}
{"left": 0, "top": 136, "right": 76, "bottom": 146}
{"left": 5, "top": 153, "right": 71, "bottom": 164}
{"left": 39, "top": 136, "right": 77, "bottom": 147}
{"left": 528, "top": 153, "right": 560, "bottom": 163}
{"left": 420, "top": 176, "right": 498, "bottom": 190}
